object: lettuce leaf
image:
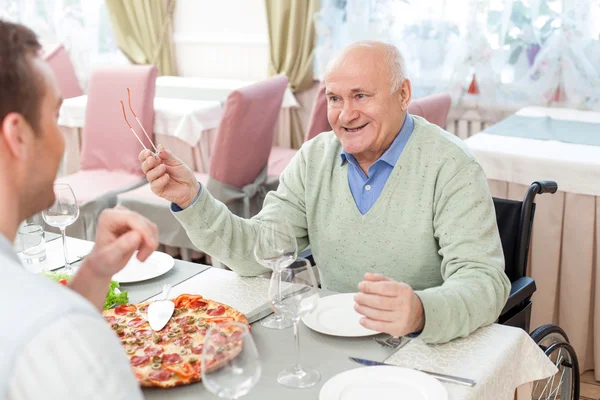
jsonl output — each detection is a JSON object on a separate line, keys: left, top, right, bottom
{"left": 43, "top": 271, "right": 129, "bottom": 310}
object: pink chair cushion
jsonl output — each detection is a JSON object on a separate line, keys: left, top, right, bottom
{"left": 79, "top": 65, "right": 158, "bottom": 176}
{"left": 209, "top": 75, "right": 288, "bottom": 188}
{"left": 43, "top": 44, "right": 83, "bottom": 99}
{"left": 407, "top": 92, "right": 452, "bottom": 128}
{"left": 57, "top": 170, "right": 144, "bottom": 205}
{"left": 268, "top": 146, "right": 297, "bottom": 177}
{"left": 305, "top": 80, "right": 331, "bottom": 142}
{"left": 118, "top": 172, "right": 209, "bottom": 203}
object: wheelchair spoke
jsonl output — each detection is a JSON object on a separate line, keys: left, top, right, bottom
{"left": 549, "top": 368, "right": 566, "bottom": 400}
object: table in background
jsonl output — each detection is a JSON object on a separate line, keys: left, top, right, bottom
{"left": 465, "top": 106, "right": 600, "bottom": 379}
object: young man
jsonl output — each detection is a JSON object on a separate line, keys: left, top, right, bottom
{"left": 0, "top": 20, "right": 158, "bottom": 399}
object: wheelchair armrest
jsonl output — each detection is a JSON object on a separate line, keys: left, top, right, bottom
{"left": 501, "top": 276, "right": 536, "bottom": 316}
{"left": 299, "top": 249, "right": 315, "bottom": 266}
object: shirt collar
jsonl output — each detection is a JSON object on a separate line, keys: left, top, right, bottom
{"left": 340, "top": 113, "right": 414, "bottom": 167}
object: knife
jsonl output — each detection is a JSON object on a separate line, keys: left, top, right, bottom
{"left": 349, "top": 357, "right": 476, "bottom": 387}
{"left": 248, "top": 305, "right": 274, "bottom": 324}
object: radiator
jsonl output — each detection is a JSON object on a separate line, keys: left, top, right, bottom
{"left": 445, "top": 105, "right": 514, "bottom": 140}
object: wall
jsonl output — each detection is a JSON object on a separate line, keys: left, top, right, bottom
{"left": 173, "top": 0, "right": 270, "bottom": 80}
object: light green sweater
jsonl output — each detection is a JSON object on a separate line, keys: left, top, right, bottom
{"left": 174, "top": 116, "right": 510, "bottom": 343}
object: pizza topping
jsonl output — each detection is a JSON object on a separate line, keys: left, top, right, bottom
{"left": 230, "top": 331, "right": 243, "bottom": 341}
{"left": 127, "top": 312, "right": 139, "bottom": 318}
{"left": 130, "top": 355, "right": 150, "bottom": 367}
{"left": 162, "top": 353, "right": 183, "bottom": 365}
{"left": 184, "top": 326, "right": 197, "bottom": 334}
{"left": 188, "top": 299, "right": 207, "bottom": 309}
{"left": 165, "top": 362, "right": 196, "bottom": 379}
{"left": 126, "top": 348, "right": 136, "bottom": 355}
{"left": 179, "top": 348, "right": 189, "bottom": 355}
{"left": 152, "top": 335, "right": 162, "bottom": 344}
{"left": 151, "top": 363, "right": 162, "bottom": 370}
{"left": 115, "top": 304, "right": 137, "bottom": 315}
{"left": 175, "top": 335, "right": 193, "bottom": 347}
{"left": 105, "top": 316, "right": 121, "bottom": 325}
{"left": 148, "top": 369, "right": 172, "bottom": 382}
{"left": 151, "top": 355, "right": 162, "bottom": 364}
{"left": 128, "top": 317, "right": 147, "bottom": 328}
{"left": 139, "top": 305, "right": 148, "bottom": 313}
{"left": 134, "top": 330, "right": 152, "bottom": 339}
{"left": 167, "top": 332, "right": 177, "bottom": 338}
{"left": 207, "top": 305, "right": 226, "bottom": 316}
{"left": 144, "top": 346, "right": 164, "bottom": 356}
{"left": 189, "top": 357, "right": 198, "bottom": 364}
{"left": 191, "top": 345, "right": 204, "bottom": 355}
{"left": 186, "top": 316, "right": 195, "bottom": 325}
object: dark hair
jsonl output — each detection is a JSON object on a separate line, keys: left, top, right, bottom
{"left": 0, "top": 20, "right": 43, "bottom": 132}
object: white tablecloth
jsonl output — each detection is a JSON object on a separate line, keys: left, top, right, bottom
{"left": 58, "top": 95, "right": 222, "bottom": 147}
{"left": 147, "top": 268, "right": 556, "bottom": 400}
{"left": 155, "top": 76, "right": 299, "bottom": 109}
{"left": 465, "top": 106, "right": 600, "bottom": 380}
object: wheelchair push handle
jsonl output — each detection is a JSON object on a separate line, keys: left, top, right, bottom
{"left": 533, "top": 180, "right": 558, "bottom": 194}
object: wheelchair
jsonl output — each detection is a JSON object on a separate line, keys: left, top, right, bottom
{"left": 495, "top": 180, "right": 579, "bottom": 399}
{"left": 300, "top": 180, "right": 580, "bottom": 399}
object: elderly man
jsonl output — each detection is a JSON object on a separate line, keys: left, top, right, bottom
{"left": 0, "top": 20, "right": 158, "bottom": 399}
{"left": 140, "top": 41, "right": 510, "bottom": 344}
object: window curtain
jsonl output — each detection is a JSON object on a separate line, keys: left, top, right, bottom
{"left": 314, "top": 0, "right": 600, "bottom": 111}
{"left": 265, "top": 0, "right": 319, "bottom": 149}
{"left": 105, "top": 0, "right": 178, "bottom": 76}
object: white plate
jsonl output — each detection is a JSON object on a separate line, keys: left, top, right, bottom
{"left": 302, "top": 293, "right": 378, "bottom": 337}
{"left": 112, "top": 251, "right": 174, "bottom": 283}
{"left": 319, "top": 366, "right": 448, "bottom": 400}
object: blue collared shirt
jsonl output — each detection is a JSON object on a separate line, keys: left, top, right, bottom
{"left": 340, "top": 114, "right": 414, "bottom": 215}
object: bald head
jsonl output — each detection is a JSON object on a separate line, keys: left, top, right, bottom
{"left": 325, "top": 41, "right": 407, "bottom": 93}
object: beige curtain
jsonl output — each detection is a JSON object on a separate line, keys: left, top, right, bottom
{"left": 106, "top": 0, "right": 178, "bottom": 76}
{"left": 265, "top": 0, "right": 319, "bottom": 149}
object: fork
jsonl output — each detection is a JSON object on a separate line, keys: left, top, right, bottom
{"left": 373, "top": 335, "right": 408, "bottom": 349}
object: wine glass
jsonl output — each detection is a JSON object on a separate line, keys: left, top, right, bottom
{"left": 42, "top": 183, "right": 79, "bottom": 274}
{"left": 201, "top": 322, "right": 261, "bottom": 400}
{"left": 254, "top": 219, "right": 297, "bottom": 329}
{"left": 269, "top": 257, "right": 320, "bottom": 388}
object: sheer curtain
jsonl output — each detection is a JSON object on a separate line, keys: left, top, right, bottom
{"left": 0, "top": 0, "right": 129, "bottom": 89}
{"left": 314, "top": 0, "right": 600, "bottom": 110}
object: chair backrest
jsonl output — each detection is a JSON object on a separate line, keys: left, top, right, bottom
{"left": 304, "top": 80, "right": 331, "bottom": 142}
{"left": 493, "top": 197, "right": 526, "bottom": 283}
{"left": 43, "top": 44, "right": 83, "bottom": 99}
{"left": 79, "top": 65, "right": 157, "bottom": 175}
{"left": 407, "top": 92, "right": 452, "bottom": 128}
{"left": 209, "top": 75, "right": 289, "bottom": 188}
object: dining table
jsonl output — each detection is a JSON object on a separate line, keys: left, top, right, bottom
{"left": 32, "top": 232, "right": 558, "bottom": 400}
{"left": 465, "top": 105, "right": 600, "bottom": 380}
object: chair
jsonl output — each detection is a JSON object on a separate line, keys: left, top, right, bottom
{"left": 56, "top": 65, "right": 157, "bottom": 239}
{"left": 407, "top": 92, "right": 452, "bottom": 129}
{"left": 117, "top": 75, "right": 289, "bottom": 253}
{"left": 43, "top": 44, "right": 83, "bottom": 99}
{"left": 268, "top": 81, "right": 330, "bottom": 178}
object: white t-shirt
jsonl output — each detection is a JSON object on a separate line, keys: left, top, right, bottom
{"left": 1, "top": 234, "right": 143, "bottom": 400}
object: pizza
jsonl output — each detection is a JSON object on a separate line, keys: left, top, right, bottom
{"left": 102, "top": 294, "right": 249, "bottom": 388}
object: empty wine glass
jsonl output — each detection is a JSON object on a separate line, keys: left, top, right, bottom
{"left": 269, "top": 257, "right": 320, "bottom": 388}
{"left": 254, "top": 219, "right": 297, "bottom": 329}
{"left": 42, "top": 183, "right": 79, "bottom": 274}
{"left": 201, "top": 322, "right": 261, "bottom": 400}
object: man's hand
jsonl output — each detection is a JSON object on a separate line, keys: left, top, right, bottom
{"left": 139, "top": 145, "right": 200, "bottom": 209}
{"left": 354, "top": 273, "right": 425, "bottom": 337}
{"left": 69, "top": 207, "right": 159, "bottom": 310}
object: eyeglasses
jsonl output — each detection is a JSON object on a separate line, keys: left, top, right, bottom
{"left": 120, "top": 88, "right": 158, "bottom": 153}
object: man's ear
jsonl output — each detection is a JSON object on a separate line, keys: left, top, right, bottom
{"left": 1, "top": 113, "right": 30, "bottom": 160}
{"left": 399, "top": 79, "right": 412, "bottom": 112}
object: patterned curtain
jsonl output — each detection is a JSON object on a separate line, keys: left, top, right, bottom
{"left": 0, "top": 0, "right": 129, "bottom": 89}
{"left": 314, "top": 0, "right": 600, "bottom": 110}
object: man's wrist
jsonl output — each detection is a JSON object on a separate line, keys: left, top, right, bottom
{"left": 174, "top": 182, "right": 202, "bottom": 211}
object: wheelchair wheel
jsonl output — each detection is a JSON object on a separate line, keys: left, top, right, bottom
{"left": 529, "top": 324, "right": 580, "bottom": 400}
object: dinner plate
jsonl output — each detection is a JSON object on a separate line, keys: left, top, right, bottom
{"left": 112, "top": 251, "right": 174, "bottom": 283}
{"left": 301, "top": 293, "right": 378, "bottom": 337}
{"left": 319, "top": 366, "right": 448, "bottom": 400}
